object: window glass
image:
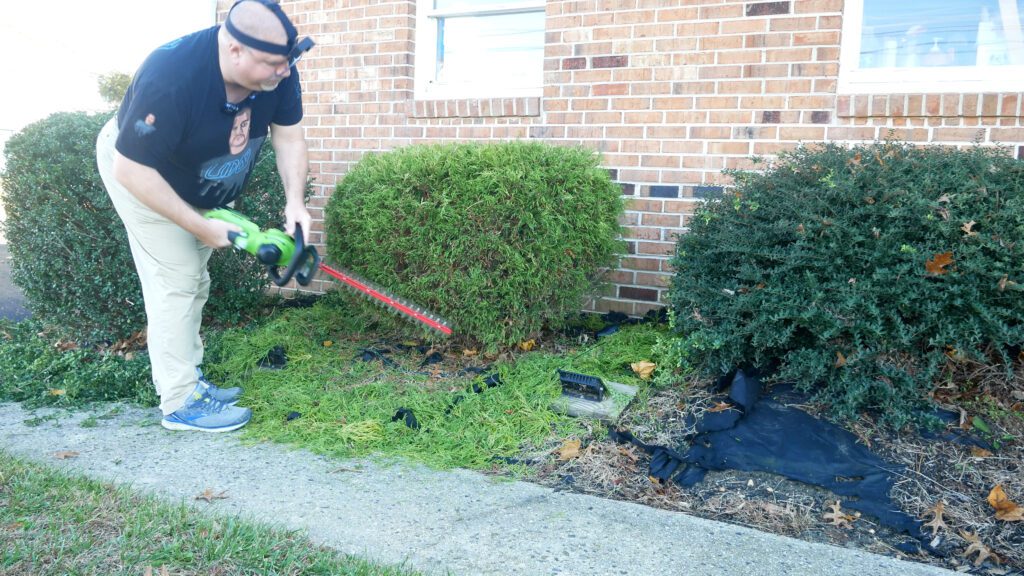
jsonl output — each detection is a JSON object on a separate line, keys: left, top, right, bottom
{"left": 435, "top": 12, "right": 544, "bottom": 89}
{"left": 415, "top": 0, "right": 545, "bottom": 99}
{"left": 859, "top": 0, "right": 1024, "bottom": 69}
{"left": 435, "top": 0, "right": 514, "bottom": 8}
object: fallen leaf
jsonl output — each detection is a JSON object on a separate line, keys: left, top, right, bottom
{"left": 999, "top": 275, "right": 1009, "bottom": 292}
{"left": 707, "top": 401, "right": 734, "bottom": 413}
{"left": 630, "top": 361, "right": 656, "bottom": 380}
{"left": 938, "top": 194, "right": 951, "bottom": 203}
{"left": 960, "top": 530, "right": 1000, "bottom": 567}
{"left": 195, "top": 488, "right": 228, "bottom": 503}
{"left": 556, "top": 439, "right": 581, "bottom": 461}
{"left": 987, "top": 485, "right": 1024, "bottom": 522}
{"left": 54, "top": 340, "right": 78, "bottom": 352}
{"left": 834, "top": 351, "right": 846, "bottom": 368}
{"left": 322, "top": 340, "right": 333, "bottom": 347}
{"left": 925, "top": 251, "right": 954, "bottom": 275}
{"left": 961, "top": 221, "right": 978, "bottom": 236}
{"left": 518, "top": 339, "right": 536, "bottom": 352}
{"left": 823, "top": 500, "right": 856, "bottom": 528}
{"left": 462, "top": 348, "right": 478, "bottom": 357}
{"left": 53, "top": 451, "right": 79, "bottom": 460}
{"left": 971, "top": 446, "right": 993, "bottom": 458}
{"left": 48, "top": 389, "right": 66, "bottom": 396}
{"left": 921, "top": 501, "right": 948, "bottom": 535}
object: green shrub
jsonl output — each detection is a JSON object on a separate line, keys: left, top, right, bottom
{"left": 0, "top": 319, "right": 156, "bottom": 407}
{"left": 668, "top": 141, "right": 1024, "bottom": 427}
{"left": 0, "top": 111, "right": 288, "bottom": 342}
{"left": 324, "top": 142, "right": 625, "bottom": 349}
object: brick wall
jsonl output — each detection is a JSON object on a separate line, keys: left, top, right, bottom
{"left": 226, "top": 0, "right": 1024, "bottom": 315}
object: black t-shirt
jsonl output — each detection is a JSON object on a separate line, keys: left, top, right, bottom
{"left": 115, "top": 25, "right": 303, "bottom": 209}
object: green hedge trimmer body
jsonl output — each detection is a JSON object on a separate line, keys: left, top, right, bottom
{"left": 206, "top": 208, "right": 452, "bottom": 336}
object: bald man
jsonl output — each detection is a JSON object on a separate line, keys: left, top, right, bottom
{"left": 95, "top": 0, "right": 314, "bottom": 432}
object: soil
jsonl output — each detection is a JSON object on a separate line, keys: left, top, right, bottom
{"left": 526, "top": 373, "right": 1024, "bottom": 575}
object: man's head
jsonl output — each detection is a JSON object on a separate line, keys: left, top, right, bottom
{"left": 220, "top": 0, "right": 314, "bottom": 92}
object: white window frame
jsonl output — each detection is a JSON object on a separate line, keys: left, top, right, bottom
{"left": 414, "top": 0, "right": 545, "bottom": 100}
{"left": 839, "top": 0, "right": 1024, "bottom": 94}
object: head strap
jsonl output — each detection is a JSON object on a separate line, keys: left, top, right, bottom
{"left": 225, "top": 0, "right": 297, "bottom": 56}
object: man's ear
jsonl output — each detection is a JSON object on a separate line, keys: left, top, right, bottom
{"left": 227, "top": 40, "right": 246, "bottom": 63}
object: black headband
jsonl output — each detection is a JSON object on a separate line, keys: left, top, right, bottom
{"left": 225, "top": 0, "right": 312, "bottom": 62}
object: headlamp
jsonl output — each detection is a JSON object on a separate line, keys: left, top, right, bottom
{"left": 225, "top": 0, "right": 315, "bottom": 67}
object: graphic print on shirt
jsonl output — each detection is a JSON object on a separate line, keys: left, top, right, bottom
{"left": 196, "top": 107, "right": 262, "bottom": 206}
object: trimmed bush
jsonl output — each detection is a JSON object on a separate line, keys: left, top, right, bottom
{"left": 324, "top": 141, "right": 625, "bottom": 349}
{"left": 668, "top": 141, "right": 1024, "bottom": 427}
{"left": 0, "top": 111, "right": 288, "bottom": 342}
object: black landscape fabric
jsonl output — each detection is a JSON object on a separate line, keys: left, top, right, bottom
{"left": 611, "top": 370, "right": 926, "bottom": 545}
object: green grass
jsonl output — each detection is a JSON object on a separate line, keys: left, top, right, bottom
{"left": 0, "top": 450, "right": 421, "bottom": 576}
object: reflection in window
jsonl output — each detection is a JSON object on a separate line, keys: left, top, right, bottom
{"left": 859, "top": 0, "right": 1024, "bottom": 68}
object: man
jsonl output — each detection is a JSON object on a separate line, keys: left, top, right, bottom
{"left": 96, "top": 0, "right": 314, "bottom": 432}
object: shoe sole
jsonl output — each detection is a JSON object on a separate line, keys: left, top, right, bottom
{"left": 161, "top": 418, "right": 250, "bottom": 433}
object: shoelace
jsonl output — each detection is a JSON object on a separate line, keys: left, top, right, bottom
{"left": 194, "top": 389, "right": 231, "bottom": 414}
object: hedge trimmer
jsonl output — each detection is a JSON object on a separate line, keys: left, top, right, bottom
{"left": 206, "top": 208, "right": 452, "bottom": 336}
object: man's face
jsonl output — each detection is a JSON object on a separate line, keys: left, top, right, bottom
{"left": 240, "top": 47, "right": 291, "bottom": 91}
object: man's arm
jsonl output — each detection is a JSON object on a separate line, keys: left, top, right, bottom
{"left": 112, "top": 152, "right": 238, "bottom": 249}
{"left": 270, "top": 122, "right": 311, "bottom": 243}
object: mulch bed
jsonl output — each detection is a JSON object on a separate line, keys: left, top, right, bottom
{"left": 529, "top": 373, "right": 1024, "bottom": 574}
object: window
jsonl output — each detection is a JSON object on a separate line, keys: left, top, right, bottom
{"left": 414, "top": 0, "right": 545, "bottom": 100}
{"left": 839, "top": 0, "right": 1024, "bottom": 93}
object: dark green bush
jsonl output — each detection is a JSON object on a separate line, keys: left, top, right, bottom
{"left": 0, "top": 111, "right": 287, "bottom": 342}
{"left": 0, "top": 319, "right": 156, "bottom": 407}
{"left": 668, "top": 141, "right": 1024, "bottom": 427}
{"left": 324, "top": 141, "right": 625, "bottom": 349}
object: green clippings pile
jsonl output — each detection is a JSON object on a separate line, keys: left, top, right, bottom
{"left": 206, "top": 300, "right": 663, "bottom": 471}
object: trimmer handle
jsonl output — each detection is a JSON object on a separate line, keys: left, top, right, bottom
{"left": 268, "top": 223, "right": 320, "bottom": 287}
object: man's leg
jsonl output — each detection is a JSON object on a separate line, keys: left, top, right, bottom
{"left": 96, "top": 118, "right": 210, "bottom": 415}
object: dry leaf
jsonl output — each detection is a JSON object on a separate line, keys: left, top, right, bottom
{"left": 54, "top": 340, "right": 78, "bottom": 352}
{"left": 834, "top": 351, "right": 846, "bottom": 368}
{"left": 630, "top": 361, "right": 656, "bottom": 380}
{"left": 960, "top": 530, "right": 1000, "bottom": 567}
{"left": 518, "top": 339, "right": 536, "bottom": 352}
{"left": 53, "top": 451, "right": 79, "bottom": 460}
{"left": 48, "top": 389, "right": 66, "bottom": 396}
{"left": 925, "top": 251, "right": 954, "bottom": 275}
{"left": 707, "top": 401, "right": 734, "bottom": 413}
{"left": 323, "top": 340, "right": 333, "bottom": 347}
{"left": 556, "top": 439, "right": 581, "bottom": 461}
{"left": 195, "top": 488, "right": 228, "bottom": 503}
{"left": 823, "top": 500, "right": 856, "bottom": 528}
{"left": 999, "top": 275, "right": 1009, "bottom": 292}
{"left": 971, "top": 446, "right": 993, "bottom": 458}
{"left": 961, "top": 221, "right": 978, "bottom": 236}
{"left": 462, "top": 348, "right": 478, "bottom": 357}
{"left": 987, "top": 485, "right": 1024, "bottom": 522}
{"left": 921, "top": 501, "right": 948, "bottom": 535}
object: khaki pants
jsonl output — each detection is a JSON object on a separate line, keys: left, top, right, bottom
{"left": 96, "top": 118, "right": 210, "bottom": 415}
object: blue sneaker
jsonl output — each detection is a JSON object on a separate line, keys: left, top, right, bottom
{"left": 196, "top": 367, "right": 243, "bottom": 404}
{"left": 161, "top": 385, "right": 252, "bottom": 432}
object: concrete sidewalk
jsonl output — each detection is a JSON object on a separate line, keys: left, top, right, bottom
{"left": 0, "top": 244, "right": 30, "bottom": 322}
{"left": 0, "top": 402, "right": 957, "bottom": 576}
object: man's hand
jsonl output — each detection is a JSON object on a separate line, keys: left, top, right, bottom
{"left": 284, "top": 201, "right": 312, "bottom": 244}
{"left": 197, "top": 217, "right": 242, "bottom": 249}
